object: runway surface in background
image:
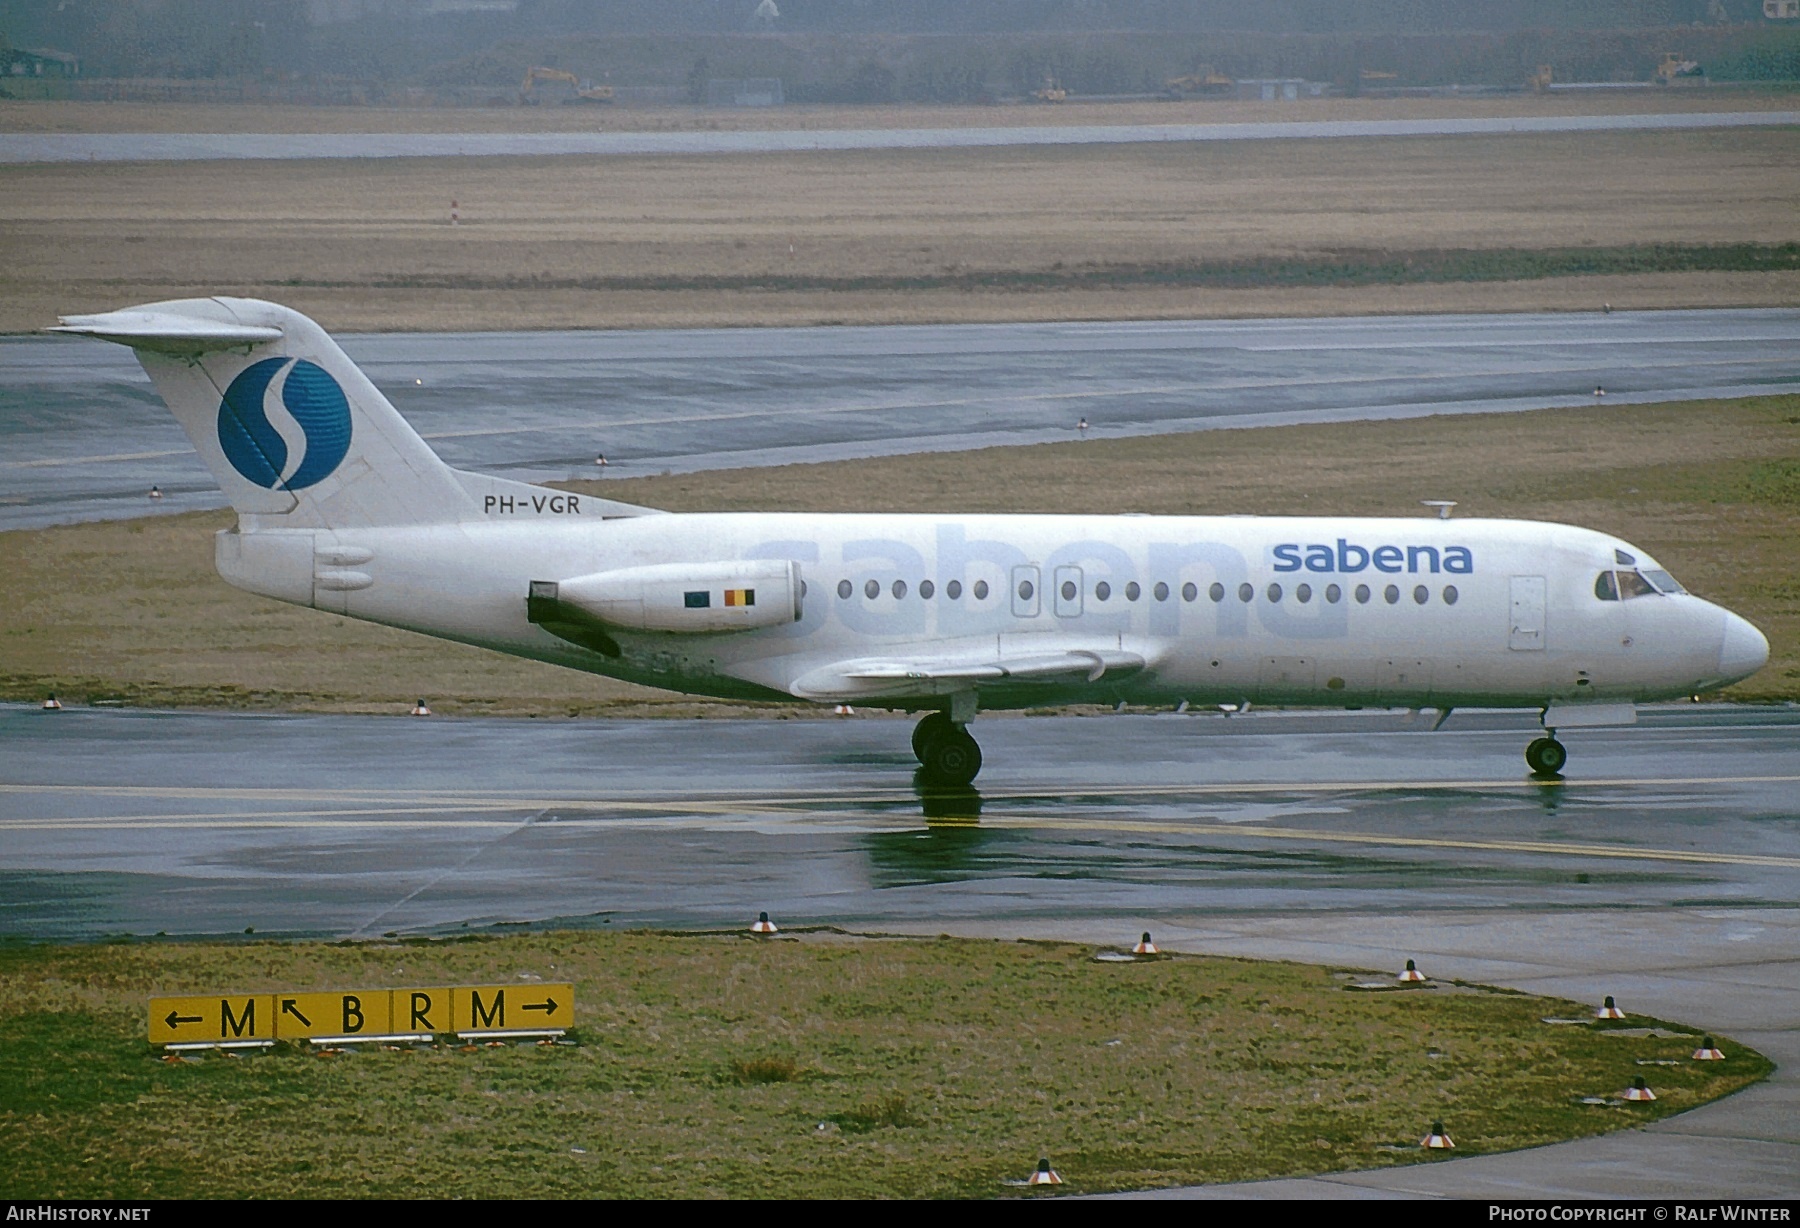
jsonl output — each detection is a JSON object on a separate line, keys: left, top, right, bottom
{"left": 3, "top": 702, "right": 1794, "bottom": 940}
{"left": 3, "top": 110, "right": 1796, "bottom": 163}
{"left": 5, "top": 308, "right": 1798, "bottom": 532}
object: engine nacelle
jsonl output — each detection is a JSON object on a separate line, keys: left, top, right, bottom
{"left": 536, "top": 560, "right": 802, "bottom": 634}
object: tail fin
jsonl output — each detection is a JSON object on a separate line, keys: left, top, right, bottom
{"left": 51, "top": 297, "right": 651, "bottom": 529}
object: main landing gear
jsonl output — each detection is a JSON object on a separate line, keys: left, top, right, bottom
{"left": 912, "top": 710, "right": 983, "bottom": 787}
{"left": 1525, "top": 734, "right": 1567, "bottom": 779}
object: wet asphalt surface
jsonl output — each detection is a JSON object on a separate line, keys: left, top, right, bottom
{"left": 5, "top": 308, "right": 1798, "bottom": 532}
{"left": 3, "top": 702, "right": 1794, "bottom": 942}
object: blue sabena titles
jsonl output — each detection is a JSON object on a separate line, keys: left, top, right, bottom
{"left": 217, "top": 357, "right": 352, "bottom": 491}
{"left": 1271, "top": 540, "right": 1474, "bottom": 575}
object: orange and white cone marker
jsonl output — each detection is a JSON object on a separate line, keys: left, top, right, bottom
{"left": 1027, "top": 1156, "right": 1062, "bottom": 1185}
{"left": 41, "top": 694, "right": 62, "bottom": 711}
{"left": 750, "top": 911, "right": 778, "bottom": 935}
{"left": 1132, "top": 932, "right": 1159, "bottom": 955}
{"left": 410, "top": 699, "right": 432, "bottom": 716}
{"left": 1622, "top": 1077, "right": 1656, "bottom": 1102}
{"left": 1420, "top": 1121, "right": 1454, "bottom": 1149}
{"left": 1397, "top": 958, "right": 1427, "bottom": 983}
{"left": 833, "top": 705, "right": 856, "bottom": 715}
{"left": 1692, "top": 1037, "right": 1725, "bottom": 1061}
{"left": 1596, "top": 995, "right": 1626, "bottom": 1020}
{"left": 148, "top": 484, "right": 162, "bottom": 500}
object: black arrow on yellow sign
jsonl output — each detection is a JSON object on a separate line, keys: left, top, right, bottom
{"left": 522, "top": 998, "right": 558, "bottom": 1014}
{"left": 164, "top": 1010, "right": 202, "bottom": 1028}
{"left": 281, "top": 1000, "right": 312, "bottom": 1028}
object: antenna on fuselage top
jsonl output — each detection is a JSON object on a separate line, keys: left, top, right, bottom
{"left": 1420, "top": 500, "right": 1457, "bottom": 520}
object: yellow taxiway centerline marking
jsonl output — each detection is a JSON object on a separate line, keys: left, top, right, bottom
{"left": 2, "top": 805, "right": 1795, "bottom": 870}
{"left": 3, "top": 773, "right": 1797, "bottom": 811}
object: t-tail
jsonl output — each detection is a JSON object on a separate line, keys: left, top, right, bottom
{"left": 51, "top": 297, "right": 654, "bottom": 531}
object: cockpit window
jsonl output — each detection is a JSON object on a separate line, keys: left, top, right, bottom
{"left": 1594, "top": 571, "right": 1619, "bottom": 602}
{"left": 1641, "top": 568, "right": 1686, "bottom": 595}
{"left": 1614, "top": 549, "right": 1637, "bottom": 566}
{"left": 1617, "top": 570, "right": 1658, "bottom": 600}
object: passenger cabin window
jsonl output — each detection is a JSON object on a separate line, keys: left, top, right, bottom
{"left": 973, "top": 580, "right": 989, "bottom": 600}
{"left": 1095, "top": 580, "right": 1111, "bottom": 601}
{"left": 838, "top": 579, "right": 853, "bottom": 600}
{"left": 920, "top": 579, "right": 935, "bottom": 599}
{"left": 947, "top": 579, "right": 964, "bottom": 600}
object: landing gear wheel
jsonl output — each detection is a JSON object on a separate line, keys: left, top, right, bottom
{"left": 919, "top": 727, "right": 982, "bottom": 787}
{"left": 912, "top": 711, "right": 954, "bottom": 763}
{"left": 1525, "top": 736, "right": 1567, "bottom": 778}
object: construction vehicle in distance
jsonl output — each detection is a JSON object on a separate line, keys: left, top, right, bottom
{"left": 1032, "top": 77, "right": 1068, "bottom": 103}
{"left": 1655, "top": 53, "right": 1704, "bottom": 85}
{"left": 1164, "top": 67, "right": 1234, "bottom": 97}
{"left": 1528, "top": 64, "right": 1554, "bottom": 92}
{"left": 519, "top": 66, "right": 614, "bottom": 105}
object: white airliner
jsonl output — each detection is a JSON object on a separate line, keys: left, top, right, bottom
{"left": 53, "top": 298, "right": 1769, "bottom": 785}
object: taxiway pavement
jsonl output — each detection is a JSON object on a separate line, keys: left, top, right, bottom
{"left": 3, "top": 110, "right": 1796, "bottom": 163}
{"left": 5, "top": 308, "right": 1798, "bottom": 532}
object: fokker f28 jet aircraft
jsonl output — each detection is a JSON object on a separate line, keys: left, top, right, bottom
{"left": 54, "top": 299, "right": 1770, "bottom": 786}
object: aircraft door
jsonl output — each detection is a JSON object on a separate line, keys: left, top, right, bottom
{"left": 1011, "top": 565, "right": 1041, "bottom": 619}
{"left": 1509, "top": 575, "right": 1546, "bottom": 651}
{"left": 1052, "top": 565, "right": 1083, "bottom": 619}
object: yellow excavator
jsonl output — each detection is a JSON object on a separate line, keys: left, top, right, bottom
{"left": 1655, "top": 53, "right": 1703, "bottom": 85}
{"left": 519, "top": 66, "right": 614, "bottom": 105}
{"left": 1164, "top": 67, "right": 1234, "bottom": 97}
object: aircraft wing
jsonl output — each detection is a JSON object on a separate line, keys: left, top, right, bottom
{"left": 791, "top": 645, "right": 1146, "bottom": 700}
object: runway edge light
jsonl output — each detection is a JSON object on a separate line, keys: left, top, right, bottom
{"left": 1027, "top": 1156, "right": 1062, "bottom": 1185}
{"left": 1622, "top": 1078, "right": 1657, "bottom": 1101}
{"left": 1693, "top": 1036, "right": 1725, "bottom": 1061}
{"left": 1596, "top": 995, "right": 1627, "bottom": 1020}
{"left": 411, "top": 699, "right": 432, "bottom": 716}
{"left": 751, "top": 911, "right": 779, "bottom": 934}
{"left": 1421, "top": 1122, "right": 1455, "bottom": 1149}
{"left": 1397, "top": 958, "right": 1427, "bottom": 983}
{"left": 1132, "top": 932, "right": 1159, "bottom": 955}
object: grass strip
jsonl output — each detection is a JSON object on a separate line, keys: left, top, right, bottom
{"left": 273, "top": 243, "right": 1800, "bottom": 296}
{"left": 0, "top": 930, "right": 1769, "bottom": 1198}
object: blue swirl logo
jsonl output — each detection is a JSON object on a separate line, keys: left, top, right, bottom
{"left": 217, "top": 358, "right": 352, "bottom": 491}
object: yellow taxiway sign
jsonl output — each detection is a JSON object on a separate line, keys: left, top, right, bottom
{"left": 149, "top": 994, "right": 275, "bottom": 1045}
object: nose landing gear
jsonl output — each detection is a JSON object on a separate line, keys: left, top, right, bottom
{"left": 1525, "top": 735, "right": 1567, "bottom": 779}
{"left": 912, "top": 710, "right": 983, "bottom": 786}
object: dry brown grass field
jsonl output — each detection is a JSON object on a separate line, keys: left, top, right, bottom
{"left": 3, "top": 124, "right": 1796, "bottom": 333}
{"left": 4, "top": 91, "right": 1796, "bottom": 134}
{"left": 3, "top": 395, "right": 1793, "bottom": 715}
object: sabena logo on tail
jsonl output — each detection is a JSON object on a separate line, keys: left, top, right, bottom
{"left": 217, "top": 357, "right": 353, "bottom": 491}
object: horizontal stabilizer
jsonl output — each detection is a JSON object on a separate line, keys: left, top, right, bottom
{"left": 50, "top": 309, "right": 283, "bottom": 354}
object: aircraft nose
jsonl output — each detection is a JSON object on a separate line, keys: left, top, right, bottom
{"left": 1718, "top": 611, "right": 1770, "bottom": 683}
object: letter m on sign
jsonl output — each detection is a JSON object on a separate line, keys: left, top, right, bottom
{"left": 471, "top": 989, "right": 504, "bottom": 1029}
{"left": 221, "top": 997, "right": 255, "bottom": 1038}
